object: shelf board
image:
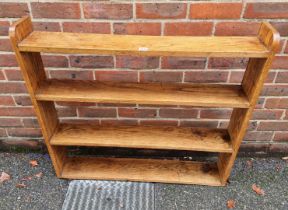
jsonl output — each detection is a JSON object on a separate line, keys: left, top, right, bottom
{"left": 18, "top": 31, "right": 269, "bottom": 57}
{"left": 50, "top": 124, "right": 233, "bottom": 153}
{"left": 61, "top": 157, "right": 223, "bottom": 186}
{"left": 36, "top": 80, "right": 250, "bottom": 108}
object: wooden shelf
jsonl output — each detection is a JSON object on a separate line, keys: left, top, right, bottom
{"left": 61, "top": 157, "right": 223, "bottom": 186}
{"left": 10, "top": 17, "right": 279, "bottom": 186}
{"left": 18, "top": 31, "right": 269, "bottom": 58}
{"left": 36, "top": 79, "right": 250, "bottom": 108}
{"left": 50, "top": 124, "right": 233, "bottom": 153}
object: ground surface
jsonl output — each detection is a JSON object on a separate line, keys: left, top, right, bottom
{"left": 0, "top": 152, "right": 287, "bottom": 210}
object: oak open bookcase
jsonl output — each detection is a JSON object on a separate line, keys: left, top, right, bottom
{"left": 10, "top": 16, "right": 279, "bottom": 186}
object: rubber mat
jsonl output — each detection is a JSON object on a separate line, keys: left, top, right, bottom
{"left": 62, "top": 180, "right": 154, "bottom": 210}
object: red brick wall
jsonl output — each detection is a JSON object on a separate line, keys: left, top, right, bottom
{"left": 0, "top": 1, "right": 288, "bottom": 153}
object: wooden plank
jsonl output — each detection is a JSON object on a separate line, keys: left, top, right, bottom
{"left": 9, "top": 16, "right": 66, "bottom": 176}
{"left": 35, "top": 80, "right": 250, "bottom": 108}
{"left": 50, "top": 124, "right": 232, "bottom": 153}
{"left": 217, "top": 22, "right": 280, "bottom": 184}
{"left": 61, "top": 157, "right": 223, "bottom": 186}
{"left": 18, "top": 31, "right": 269, "bottom": 57}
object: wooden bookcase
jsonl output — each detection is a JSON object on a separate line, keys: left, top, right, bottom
{"left": 9, "top": 16, "right": 279, "bottom": 186}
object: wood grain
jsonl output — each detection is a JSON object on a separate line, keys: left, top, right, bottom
{"left": 217, "top": 22, "right": 280, "bottom": 184}
{"left": 50, "top": 124, "right": 233, "bottom": 153}
{"left": 18, "top": 31, "right": 269, "bottom": 57}
{"left": 35, "top": 79, "right": 250, "bottom": 108}
{"left": 61, "top": 157, "right": 224, "bottom": 186}
{"left": 9, "top": 16, "right": 66, "bottom": 176}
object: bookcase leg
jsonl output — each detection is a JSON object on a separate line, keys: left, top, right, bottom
{"left": 217, "top": 22, "right": 280, "bottom": 184}
{"left": 9, "top": 16, "right": 66, "bottom": 177}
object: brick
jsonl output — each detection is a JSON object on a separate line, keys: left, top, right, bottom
{"left": 277, "top": 39, "right": 286, "bottom": 54}
{"left": 218, "top": 121, "right": 229, "bottom": 129}
{"left": 101, "top": 119, "right": 137, "bottom": 126}
{"left": 22, "top": 118, "right": 39, "bottom": 128}
{"left": 0, "top": 3, "right": 29, "bottom": 18}
{"left": 56, "top": 102, "right": 96, "bottom": 107}
{"left": 255, "top": 98, "right": 265, "bottom": 109}
{"left": 114, "top": 23, "right": 161, "bottom": 36}
{"left": 0, "top": 96, "right": 15, "bottom": 106}
{"left": 0, "top": 70, "right": 5, "bottom": 80}
{"left": 0, "top": 82, "right": 27, "bottom": 93}
{"left": 0, "top": 21, "right": 9, "bottom": 36}
{"left": 7, "top": 128, "right": 42, "bottom": 138}
{"left": 0, "top": 107, "right": 35, "bottom": 117}
{"left": 274, "top": 132, "right": 288, "bottom": 142}
{"left": 159, "top": 108, "right": 198, "bottom": 119}
{"left": 0, "top": 139, "right": 43, "bottom": 149}
{"left": 83, "top": 3, "right": 132, "bottom": 19}
{"left": 13, "top": 96, "right": 32, "bottom": 106}
{"left": 265, "top": 98, "right": 288, "bottom": 109}
{"left": 98, "top": 103, "right": 136, "bottom": 107}
{"left": 215, "top": 22, "right": 260, "bottom": 36}
{"left": 190, "top": 3, "right": 242, "bottom": 19}
{"left": 95, "top": 71, "right": 137, "bottom": 82}
{"left": 0, "top": 118, "right": 22, "bottom": 127}
{"left": 184, "top": 71, "right": 228, "bottom": 83}
{"left": 49, "top": 70, "right": 93, "bottom": 80}
{"left": 78, "top": 107, "right": 117, "bottom": 118}
{"left": 61, "top": 119, "right": 100, "bottom": 126}
{"left": 162, "top": 57, "right": 206, "bottom": 69}
{"left": 140, "top": 120, "right": 178, "bottom": 127}
{"left": 269, "top": 144, "right": 288, "bottom": 153}
{"left": 244, "top": 131, "right": 273, "bottom": 141}
{"left": 116, "top": 56, "right": 159, "bottom": 69}
{"left": 229, "top": 71, "right": 275, "bottom": 83}
{"left": 0, "top": 129, "right": 7, "bottom": 137}
{"left": 261, "top": 85, "right": 288, "bottom": 96}
{"left": 31, "top": 3, "right": 80, "bottom": 19}
{"left": 119, "top": 108, "right": 157, "bottom": 118}
{"left": 248, "top": 121, "right": 258, "bottom": 131}
{"left": 200, "top": 109, "right": 232, "bottom": 119}
{"left": 5, "top": 69, "right": 23, "bottom": 81}
{"left": 275, "top": 72, "right": 288, "bottom": 83}
{"left": 180, "top": 121, "right": 218, "bottom": 128}
{"left": 239, "top": 143, "right": 269, "bottom": 154}
{"left": 252, "top": 109, "right": 283, "bottom": 120}
{"left": 258, "top": 122, "right": 288, "bottom": 131}
{"left": 244, "top": 3, "right": 288, "bottom": 19}
{"left": 136, "top": 3, "right": 186, "bottom": 19}
{"left": 70, "top": 56, "right": 114, "bottom": 68}
{"left": 42, "top": 55, "right": 68, "bottom": 68}
{"left": 229, "top": 71, "right": 244, "bottom": 83}
{"left": 63, "top": 22, "right": 110, "bottom": 34}
{"left": 0, "top": 54, "right": 18, "bottom": 67}
{"left": 57, "top": 107, "right": 77, "bottom": 117}
{"left": 271, "top": 56, "right": 288, "bottom": 69}
{"left": 208, "top": 58, "right": 248, "bottom": 69}
{"left": 33, "top": 22, "right": 61, "bottom": 32}
{"left": 0, "top": 39, "right": 12, "bottom": 51}
{"left": 164, "top": 22, "right": 213, "bottom": 36}
{"left": 271, "top": 22, "right": 288, "bottom": 37}
{"left": 140, "top": 71, "right": 182, "bottom": 83}
{"left": 285, "top": 44, "right": 288, "bottom": 54}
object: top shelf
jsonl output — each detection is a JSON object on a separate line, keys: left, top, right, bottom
{"left": 18, "top": 31, "right": 270, "bottom": 58}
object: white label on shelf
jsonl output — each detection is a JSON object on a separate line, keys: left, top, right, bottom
{"left": 138, "top": 47, "right": 149, "bottom": 52}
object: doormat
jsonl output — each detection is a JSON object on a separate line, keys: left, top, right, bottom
{"left": 62, "top": 180, "right": 154, "bottom": 210}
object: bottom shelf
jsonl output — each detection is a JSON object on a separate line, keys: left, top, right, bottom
{"left": 61, "top": 157, "right": 224, "bottom": 186}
